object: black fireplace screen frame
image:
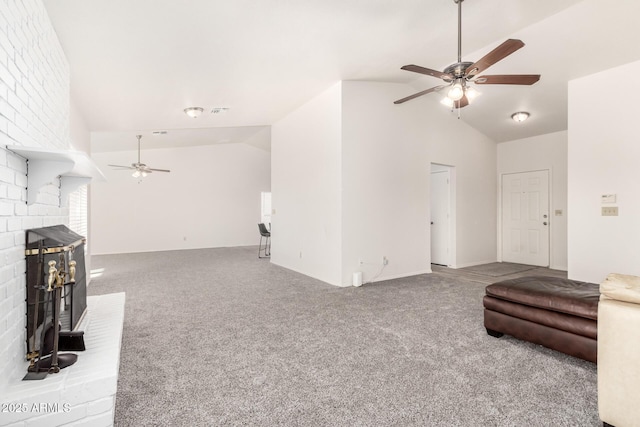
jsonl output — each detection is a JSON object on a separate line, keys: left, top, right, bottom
{"left": 25, "top": 225, "right": 87, "bottom": 357}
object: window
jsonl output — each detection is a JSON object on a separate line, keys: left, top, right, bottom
{"left": 69, "top": 186, "right": 88, "bottom": 239}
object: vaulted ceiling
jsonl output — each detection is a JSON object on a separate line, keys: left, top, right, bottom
{"left": 43, "top": 0, "right": 640, "bottom": 150}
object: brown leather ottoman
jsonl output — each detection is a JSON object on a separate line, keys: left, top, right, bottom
{"left": 483, "top": 276, "right": 600, "bottom": 363}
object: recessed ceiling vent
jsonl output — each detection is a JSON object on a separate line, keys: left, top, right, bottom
{"left": 211, "top": 107, "right": 229, "bottom": 114}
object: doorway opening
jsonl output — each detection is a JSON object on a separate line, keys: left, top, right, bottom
{"left": 430, "top": 164, "right": 455, "bottom": 267}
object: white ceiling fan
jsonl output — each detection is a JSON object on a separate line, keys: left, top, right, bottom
{"left": 108, "top": 135, "right": 170, "bottom": 178}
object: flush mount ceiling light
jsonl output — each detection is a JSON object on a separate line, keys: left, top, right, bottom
{"left": 184, "top": 107, "right": 204, "bottom": 118}
{"left": 511, "top": 111, "right": 530, "bottom": 122}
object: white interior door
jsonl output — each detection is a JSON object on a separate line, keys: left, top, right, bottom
{"left": 430, "top": 169, "right": 450, "bottom": 266}
{"left": 501, "top": 170, "right": 550, "bottom": 266}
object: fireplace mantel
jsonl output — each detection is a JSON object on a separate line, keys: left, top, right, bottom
{"left": 6, "top": 145, "right": 105, "bottom": 205}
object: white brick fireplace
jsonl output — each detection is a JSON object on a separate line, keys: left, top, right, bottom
{"left": 1, "top": 1, "right": 123, "bottom": 425}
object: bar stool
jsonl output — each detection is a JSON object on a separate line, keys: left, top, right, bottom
{"left": 258, "top": 223, "right": 270, "bottom": 258}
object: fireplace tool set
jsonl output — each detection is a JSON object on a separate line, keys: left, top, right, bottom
{"left": 24, "top": 226, "right": 87, "bottom": 381}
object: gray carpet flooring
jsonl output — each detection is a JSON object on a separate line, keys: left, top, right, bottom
{"left": 89, "top": 247, "right": 598, "bottom": 426}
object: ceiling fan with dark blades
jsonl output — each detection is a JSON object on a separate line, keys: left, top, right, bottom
{"left": 108, "top": 135, "right": 170, "bottom": 178}
{"left": 395, "top": 0, "right": 540, "bottom": 108}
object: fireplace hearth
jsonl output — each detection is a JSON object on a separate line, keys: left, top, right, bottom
{"left": 24, "top": 225, "right": 87, "bottom": 380}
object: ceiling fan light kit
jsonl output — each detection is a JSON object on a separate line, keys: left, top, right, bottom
{"left": 395, "top": 0, "right": 540, "bottom": 111}
{"left": 184, "top": 107, "right": 204, "bottom": 118}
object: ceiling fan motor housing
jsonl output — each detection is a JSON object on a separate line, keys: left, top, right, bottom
{"left": 443, "top": 61, "right": 473, "bottom": 79}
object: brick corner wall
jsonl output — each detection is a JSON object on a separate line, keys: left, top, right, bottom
{"left": 0, "top": 0, "right": 71, "bottom": 388}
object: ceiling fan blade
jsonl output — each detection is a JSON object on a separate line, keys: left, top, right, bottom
{"left": 394, "top": 85, "right": 445, "bottom": 105}
{"left": 465, "top": 39, "right": 525, "bottom": 77}
{"left": 393, "top": 86, "right": 446, "bottom": 104}
{"left": 401, "top": 65, "right": 453, "bottom": 81}
{"left": 474, "top": 74, "right": 540, "bottom": 85}
{"left": 148, "top": 168, "right": 171, "bottom": 173}
{"left": 108, "top": 164, "right": 136, "bottom": 170}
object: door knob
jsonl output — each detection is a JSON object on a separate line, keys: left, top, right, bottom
{"left": 430, "top": 221, "right": 434, "bottom": 225}
{"left": 543, "top": 222, "right": 548, "bottom": 226}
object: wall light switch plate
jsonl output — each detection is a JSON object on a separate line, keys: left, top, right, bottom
{"left": 602, "top": 206, "right": 619, "bottom": 216}
{"left": 601, "top": 194, "right": 617, "bottom": 204}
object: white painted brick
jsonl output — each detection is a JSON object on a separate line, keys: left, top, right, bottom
{"left": 6, "top": 90, "right": 24, "bottom": 115}
{"left": 20, "top": 216, "right": 43, "bottom": 230}
{"left": 62, "top": 411, "right": 114, "bottom": 427}
{"left": 7, "top": 216, "right": 21, "bottom": 231}
{"left": 6, "top": 57, "right": 22, "bottom": 86}
{"left": 0, "top": 78, "right": 8, "bottom": 101}
{"left": 84, "top": 396, "right": 114, "bottom": 418}
{"left": 6, "top": 250, "right": 22, "bottom": 268}
{"left": 0, "top": 232, "right": 15, "bottom": 249}
{"left": 0, "top": 99, "right": 16, "bottom": 122}
{"left": 1, "top": 0, "right": 74, "bottom": 408}
{"left": 0, "top": 200, "right": 13, "bottom": 215}
{"left": 13, "top": 230, "right": 24, "bottom": 246}
{"left": 0, "top": 112, "right": 8, "bottom": 133}
{"left": 0, "top": 165, "right": 14, "bottom": 183}
{"left": 0, "top": 264, "right": 14, "bottom": 283}
{"left": 9, "top": 303, "right": 25, "bottom": 326}
{"left": 0, "top": 61, "right": 17, "bottom": 90}
{"left": 14, "top": 202, "right": 27, "bottom": 216}
{"left": 0, "top": 324, "right": 11, "bottom": 351}
{"left": 2, "top": 295, "right": 125, "bottom": 427}
{"left": 25, "top": 405, "right": 87, "bottom": 427}
{"left": 6, "top": 186, "right": 24, "bottom": 201}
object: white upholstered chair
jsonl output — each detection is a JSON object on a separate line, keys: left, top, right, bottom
{"left": 598, "top": 273, "right": 640, "bottom": 427}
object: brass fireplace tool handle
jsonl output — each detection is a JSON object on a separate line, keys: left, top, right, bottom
{"left": 47, "top": 261, "right": 57, "bottom": 292}
{"left": 48, "top": 258, "right": 75, "bottom": 291}
{"left": 69, "top": 260, "right": 76, "bottom": 283}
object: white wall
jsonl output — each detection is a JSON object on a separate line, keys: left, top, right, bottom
{"left": 498, "top": 131, "right": 568, "bottom": 270}
{"left": 425, "top": 101, "right": 498, "bottom": 269}
{"left": 568, "top": 60, "right": 640, "bottom": 283}
{"left": 0, "top": 0, "right": 71, "bottom": 387}
{"left": 271, "top": 82, "right": 343, "bottom": 285}
{"left": 69, "top": 99, "right": 93, "bottom": 276}
{"left": 341, "top": 81, "right": 433, "bottom": 284}
{"left": 272, "top": 80, "right": 498, "bottom": 287}
{"left": 91, "top": 142, "right": 270, "bottom": 254}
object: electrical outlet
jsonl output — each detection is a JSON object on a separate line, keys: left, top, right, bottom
{"left": 383, "top": 256, "right": 388, "bottom": 266}
{"left": 358, "top": 258, "right": 363, "bottom": 265}
{"left": 602, "top": 207, "right": 619, "bottom": 216}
